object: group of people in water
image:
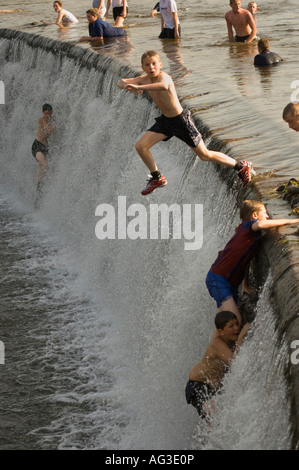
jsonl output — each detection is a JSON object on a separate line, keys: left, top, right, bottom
{"left": 25, "top": 1, "right": 299, "bottom": 418}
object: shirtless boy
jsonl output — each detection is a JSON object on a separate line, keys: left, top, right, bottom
{"left": 186, "top": 311, "right": 251, "bottom": 418}
{"left": 117, "top": 50, "right": 255, "bottom": 195}
{"left": 31, "top": 104, "right": 56, "bottom": 190}
{"left": 225, "top": 0, "right": 257, "bottom": 43}
{"left": 283, "top": 103, "right": 299, "bottom": 132}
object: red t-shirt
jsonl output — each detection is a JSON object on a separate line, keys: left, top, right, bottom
{"left": 209, "top": 219, "right": 262, "bottom": 287}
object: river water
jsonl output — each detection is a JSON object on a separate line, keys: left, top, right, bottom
{"left": 0, "top": 0, "right": 297, "bottom": 451}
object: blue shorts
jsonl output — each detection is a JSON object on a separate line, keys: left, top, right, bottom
{"left": 205, "top": 272, "right": 238, "bottom": 308}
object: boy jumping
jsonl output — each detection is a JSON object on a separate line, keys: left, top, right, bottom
{"left": 206, "top": 200, "right": 299, "bottom": 324}
{"left": 117, "top": 50, "right": 255, "bottom": 196}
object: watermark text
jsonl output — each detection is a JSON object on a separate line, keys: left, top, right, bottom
{"left": 0, "top": 80, "right": 4, "bottom": 104}
{"left": 290, "top": 80, "right": 299, "bottom": 104}
{"left": 290, "top": 340, "right": 299, "bottom": 365}
{"left": 95, "top": 196, "right": 203, "bottom": 251}
{"left": 0, "top": 340, "right": 4, "bottom": 364}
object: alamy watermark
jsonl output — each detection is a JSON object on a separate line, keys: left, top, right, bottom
{"left": 290, "top": 80, "right": 299, "bottom": 103}
{"left": 0, "top": 340, "right": 4, "bottom": 364}
{"left": 290, "top": 340, "right": 299, "bottom": 365}
{"left": 0, "top": 80, "right": 4, "bottom": 104}
{"left": 95, "top": 196, "right": 203, "bottom": 251}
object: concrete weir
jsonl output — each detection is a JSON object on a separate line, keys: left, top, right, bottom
{"left": 1, "top": 27, "right": 299, "bottom": 449}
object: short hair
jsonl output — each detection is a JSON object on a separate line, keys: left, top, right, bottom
{"left": 86, "top": 8, "right": 99, "bottom": 17}
{"left": 53, "top": 0, "right": 62, "bottom": 6}
{"left": 283, "top": 103, "right": 299, "bottom": 120}
{"left": 141, "top": 50, "right": 161, "bottom": 64}
{"left": 258, "top": 38, "right": 270, "bottom": 52}
{"left": 42, "top": 103, "right": 53, "bottom": 112}
{"left": 240, "top": 200, "right": 265, "bottom": 220}
{"left": 215, "top": 311, "right": 238, "bottom": 330}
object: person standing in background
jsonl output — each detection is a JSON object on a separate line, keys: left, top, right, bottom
{"left": 92, "top": 0, "right": 107, "bottom": 19}
{"left": 159, "top": 0, "right": 180, "bottom": 39}
{"left": 106, "top": 0, "right": 128, "bottom": 27}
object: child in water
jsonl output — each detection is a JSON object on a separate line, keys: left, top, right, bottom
{"left": 186, "top": 311, "right": 251, "bottom": 418}
{"left": 42, "top": 1, "right": 78, "bottom": 27}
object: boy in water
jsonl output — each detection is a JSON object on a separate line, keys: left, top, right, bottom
{"left": 247, "top": 1, "right": 257, "bottom": 17}
{"left": 31, "top": 104, "right": 56, "bottom": 191}
{"left": 106, "top": 0, "right": 127, "bottom": 28}
{"left": 225, "top": 0, "right": 257, "bottom": 43}
{"left": 159, "top": 0, "right": 180, "bottom": 39}
{"left": 186, "top": 311, "right": 251, "bottom": 418}
{"left": 206, "top": 200, "right": 299, "bottom": 324}
{"left": 117, "top": 50, "right": 255, "bottom": 195}
{"left": 282, "top": 103, "right": 299, "bottom": 132}
{"left": 254, "top": 38, "right": 282, "bottom": 67}
{"left": 79, "top": 9, "right": 127, "bottom": 42}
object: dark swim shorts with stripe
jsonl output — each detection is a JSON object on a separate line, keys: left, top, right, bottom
{"left": 148, "top": 108, "right": 202, "bottom": 148}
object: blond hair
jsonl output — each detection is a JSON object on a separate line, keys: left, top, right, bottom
{"left": 86, "top": 8, "right": 99, "bottom": 17}
{"left": 240, "top": 200, "right": 265, "bottom": 220}
{"left": 141, "top": 50, "right": 161, "bottom": 64}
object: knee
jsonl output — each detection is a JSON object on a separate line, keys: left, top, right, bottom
{"left": 193, "top": 146, "right": 211, "bottom": 161}
{"left": 135, "top": 140, "right": 146, "bottom": 154}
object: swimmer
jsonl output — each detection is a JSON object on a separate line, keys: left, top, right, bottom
{"left": 225, "top": 0, "right": 257, "bottom": 43}
{"left": 79, "top": 9, "right": 127, "bottom": 42}
{"left": 42, "top": 1, "right": 78, "bottom": 28}
{"left": 186, "top": 311, "right": 251, "bottom": 419}
{"left": 283, "top": 103, "right": 299, "bottom": 132}
{"left": 254, "top": 38, "right": 282, "bottom": 66}
{"left": 247, "top": 1, "right": 257, "bottom": 17}
{"left": 0, "top": 9, "right": 22, "bottom": 13}
{"left": 31, "top": 104, "right": 57, "bottom": 191}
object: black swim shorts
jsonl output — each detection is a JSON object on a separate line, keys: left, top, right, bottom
{"left": 235, "top": 34, "right": 250, "bottom": 42}
{"left": 31, "top": 139, "right": 49, "bottom": 160}
{"left": 113, "top": 6, "right": 128, "bottom": 20}
{"left": 159, "top": 25, "right": 181, "bottom": 39}
{"left": 185, "top": 380, "right": 217, "bottom": 417}
{"left": 148, "top": 109, "right": 202, "bottom": 148}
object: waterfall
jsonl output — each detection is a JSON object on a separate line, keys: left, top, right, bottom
{"left": 0, "top": 29, "right": 293, "bottom": 450}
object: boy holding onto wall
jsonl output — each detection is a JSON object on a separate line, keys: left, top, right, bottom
{"left": 117, "top": 50, "right": 255, "bottom": 195}
{"left": 206, "top": 200, "right": 299, "bottom": 325}
{"left": 186, "top": 311, "right": 251, "bottom": 418}
{"left": 225, "top": 0, "right": 257, "bottom": 43}
{"left": 282, "top": 103, "right": 299, "bottom": 132}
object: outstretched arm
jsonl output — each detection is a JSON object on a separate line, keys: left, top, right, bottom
{"left": 252, "top": 218, "right": 299, "bottom": 231}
